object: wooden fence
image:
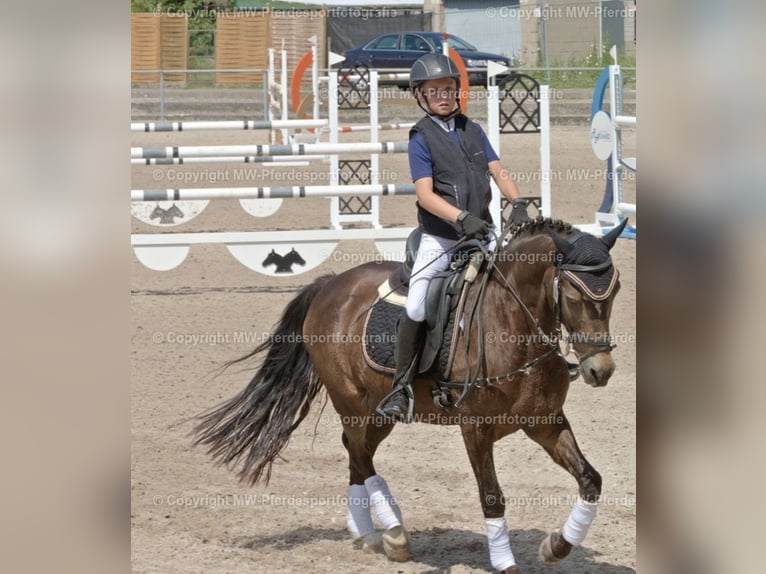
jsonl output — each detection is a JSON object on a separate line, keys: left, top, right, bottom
{"left": 131, "top": 13, "right": 188, "bottom": 84}
{"left": 131, "top": 10, "right": 327, "bottom": 85}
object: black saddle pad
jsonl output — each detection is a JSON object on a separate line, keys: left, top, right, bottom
{"left": 362, "top": 298, "right": 461, "bottom": 378}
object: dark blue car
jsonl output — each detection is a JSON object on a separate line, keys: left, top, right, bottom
{"left": 339, "top": 31, "right": 513, "bottom": 87}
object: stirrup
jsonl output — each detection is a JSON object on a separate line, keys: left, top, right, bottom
{"left": 375, "top": 384, "right": 415, "bottom": 423}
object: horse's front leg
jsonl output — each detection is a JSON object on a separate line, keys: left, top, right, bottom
{"left": 523, "top": 413, "right": 602, "bottom": 566}
{"left": 461, "top": 424, "right": 525, "bottom": 574}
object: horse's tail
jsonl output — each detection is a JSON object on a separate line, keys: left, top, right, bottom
{"left": 192, "top": 274, "right": 334, "bottom": 485}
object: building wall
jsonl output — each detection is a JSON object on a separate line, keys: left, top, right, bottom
{"left": 434, "top": 0, "right": 635, "bottom": 67}
{"left": 442, "top": 1, "right": 521, "bottom": 61}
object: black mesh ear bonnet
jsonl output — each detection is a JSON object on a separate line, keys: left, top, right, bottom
{"left": 560, "top": 233, "right": 619, "bottom": 301}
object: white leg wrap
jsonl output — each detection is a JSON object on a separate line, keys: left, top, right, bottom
{"left": 346, "top": 484, "right": 375, "bottom": 539}
{"left": 561, "top": 497, "right": 599, "bottom": 546}
{"left": 484, "top": 517, "right": 516, "bottom": 571}
{"left": 364, "top": 474, "right": 402, "bottom": 530}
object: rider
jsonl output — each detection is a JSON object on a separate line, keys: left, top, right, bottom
{"left": 376, "top": 53, "right": 523, "bottom": 421}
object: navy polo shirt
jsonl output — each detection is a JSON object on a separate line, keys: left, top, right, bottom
{"left": 409, "top": 117, "right": 500, "bottom": 182}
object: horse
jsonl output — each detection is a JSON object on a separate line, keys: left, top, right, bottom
{"left": 262, "top": 247, "right": 307, "bottom": 273}
{"left": 194, "top": 217, "right": 627, "bottom": 573}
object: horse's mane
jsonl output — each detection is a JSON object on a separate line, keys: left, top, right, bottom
{"left": 505, "top": 216, "right": 576, "bottom": 243}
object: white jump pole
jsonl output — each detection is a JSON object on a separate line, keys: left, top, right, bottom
{"left": 131, "top": 184, "right": 417, "bottom": 202}
{"left": 131, "top": 119, "right": 329, "bottom": 132}
{"left": 280, "top": 46, "right": 288, "bottom": 144}
{"left": 130, "top": 141, "right": 409, "bottom": 159}
{"left": 329, "top": 70, "right": 341, "bottom": 229}
{"left": 132, "top": 227, "right": 416, "bottom": 247}
{"left": 333, "top": 122, "right": 415, "bottom": 133}
{"left": 539, "top": 85, "right": 551, "bottom": 218}
{"left": 311, "top": 42, "right": 320, "bottom": 144}
{"left": 132, "top": 157, "right": 317, "bottom": 166}
{"left": 369, "top": 71, "right": 381, "bottom": 228}
{"left": 487, "top": 84, "right": 502, "bottom": 226}
{"left": 267, "top": 47, "right": 275, "bottom": 124}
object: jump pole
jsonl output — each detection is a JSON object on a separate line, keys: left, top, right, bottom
{"left": 131, "top": 184, "right": 417, "bottom": 202}
{"left": 332, "top": 122, "right": 414, "bottom": 133}
{"left": 131, "top": 119, "right": 328, "bottom": 132}
{"left": 131, "top": 155, "right": 325, "bottom": 166}
{"left": 130, "top": 141, "right": 409, "bottom": 159}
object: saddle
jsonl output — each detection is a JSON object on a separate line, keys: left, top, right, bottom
{"left": 363, "top": 229, "right": 487, "bottom": 379}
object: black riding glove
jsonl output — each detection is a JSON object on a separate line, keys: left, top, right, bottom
{"left": 457, "top": 211, "right": 491, "bottom": 240}
{"left": 509, "top": 198, "right": 530, "bottom": 225}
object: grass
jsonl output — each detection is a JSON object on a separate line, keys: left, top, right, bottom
{"left": 516, "top": 42, "right": 637, "bottom": 89}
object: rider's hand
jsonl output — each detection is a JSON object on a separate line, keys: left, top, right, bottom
{"left": 457, "top": 211, "right": 491, "bottom": 240}
{"left": 509, "top": 198, "right": 530, "bottom": 225}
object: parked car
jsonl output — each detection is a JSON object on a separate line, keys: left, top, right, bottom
{"left": 339, "top": 31, "right": 513, "bottom": 88}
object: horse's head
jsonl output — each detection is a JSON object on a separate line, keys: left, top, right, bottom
{"left": 167, "top": 204, "right": 184, "bottom": 218}
{"left": 286, "top": 248, "right": 306, "bottom": 266}
{"left": 549, "top": 220, "right": 627, "bottom": 387}
{"left": 262, "top": 249, "right": 279, "bottom": 268}
{"left": 150, "top": 205, "right": 163, "bottom": 220}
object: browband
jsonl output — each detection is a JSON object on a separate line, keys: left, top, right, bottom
{"left": 560, "top": 256, "right": 613, "bottom": 274}
{"left": 562, "top": 268, "right": 620, "bottom": 301}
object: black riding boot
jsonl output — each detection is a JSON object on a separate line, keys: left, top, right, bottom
{"left": 376, "top": 314, "right": 426, "bottom": 421}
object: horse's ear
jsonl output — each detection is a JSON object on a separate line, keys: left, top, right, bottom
{"left": 547, "top": 229, "right": 576, "bottom": 260}
{"left": 601, "top": 219, "right": 629, "bottom": 250}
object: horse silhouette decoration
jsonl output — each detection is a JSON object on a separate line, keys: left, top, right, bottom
{"left": 149, "top": 203, "right": 184, "bottom": 224}
{"left": 261, "top": 248, "right": 306, "bottom": 274}
{"left": 194, "top": 217, "right": 628, "bottom": 573}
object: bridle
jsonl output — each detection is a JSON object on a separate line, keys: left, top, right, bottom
{"left": 553, "top": 258, "right": 618, "bottom": 362}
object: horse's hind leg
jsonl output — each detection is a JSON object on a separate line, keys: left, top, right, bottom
{"left": 341, "top": 422, "right": 410, "bottom": 561}
{"left": 523, "top": 414, "right": 602, "bottom": 566}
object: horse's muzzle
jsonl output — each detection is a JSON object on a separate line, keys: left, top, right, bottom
{"left": 579, "top": 351, "right": 615, "bottom": 387}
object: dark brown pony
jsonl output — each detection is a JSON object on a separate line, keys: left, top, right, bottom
{"left": 194, "top": 217, "right": 627, "bottom": 573}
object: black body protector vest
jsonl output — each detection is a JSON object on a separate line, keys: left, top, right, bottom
{"left": 410, "top": 114, "right": 494, "bottom": 240}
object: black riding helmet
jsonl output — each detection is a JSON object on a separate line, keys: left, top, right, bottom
{"left": 410, "top": 53, "right": 462, "bottom": 121}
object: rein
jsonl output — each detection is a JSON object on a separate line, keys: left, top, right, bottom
{"left": 446, "top": 222, "right": 564, "bottom": 404}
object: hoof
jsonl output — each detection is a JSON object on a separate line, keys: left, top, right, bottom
{"left": 382, "top": 525, "right": 410, "bottom": 562}
{"left": 352, "top": 531, "right": 383, "bottom": 554}
{"left": 500, "top": 566, "right": 525, "bottom": 574}
{"left": 538, "top": 530, "right": 572, "bottom": 566}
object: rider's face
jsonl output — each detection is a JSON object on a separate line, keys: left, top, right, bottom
{"left": 418, "top": 77, "right": 458, "bottom": 115}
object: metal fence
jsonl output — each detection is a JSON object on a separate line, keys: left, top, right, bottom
{"left": 130, "top": 67, "right": 635, "bottom": 124}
